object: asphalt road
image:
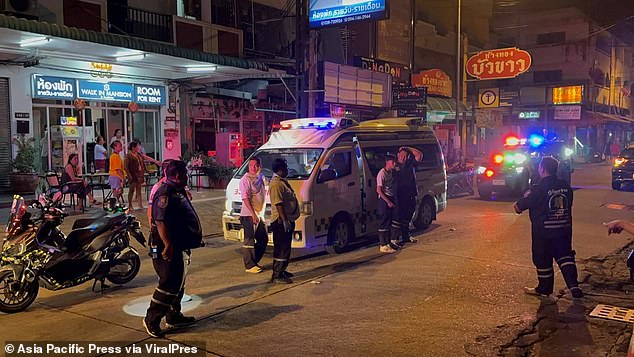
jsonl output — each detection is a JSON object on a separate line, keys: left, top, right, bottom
{"left": 1, "top": 162, "right": 633, "bottom": 356}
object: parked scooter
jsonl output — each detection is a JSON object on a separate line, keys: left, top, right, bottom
{"left": 0, "top": 193, "right": 145, "bottom": 313}
{"left": 446, "top": 162, "right": 475, "bottom": 198}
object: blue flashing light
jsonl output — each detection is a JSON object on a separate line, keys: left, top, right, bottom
{"left": 529, "top": 134, "right": 545, "bottom": 148}
{"left": 296, "top": 119, "right": 338, "bottom": 130}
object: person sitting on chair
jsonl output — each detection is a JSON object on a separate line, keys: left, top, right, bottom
{"left": 62, "top": 153, "right": 99, "bottom": 211}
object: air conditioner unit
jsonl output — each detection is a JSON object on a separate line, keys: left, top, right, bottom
{"left": 0, "top": 0, "right": 39, "bottom": 20}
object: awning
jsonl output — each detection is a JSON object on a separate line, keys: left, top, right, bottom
{"left": 0, "top": 14, "right": 267, "bottom": 71}
{"left": 427, "top": 97, "right": 471, "bottom": 113}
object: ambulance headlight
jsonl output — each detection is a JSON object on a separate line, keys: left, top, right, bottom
{"left": 301, "top": 201, "right": 313, "bottom": 216}
{"left": 293, "top": 231, "right": 302, "bottom": 241}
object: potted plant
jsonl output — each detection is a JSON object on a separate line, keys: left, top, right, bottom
{"left": 10, "top": 135, "right": 39, "bottom": 194}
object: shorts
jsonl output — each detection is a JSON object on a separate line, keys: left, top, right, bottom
{"left": 94, "top": 159, "right": 106, "bottom": 171}
{"left": 109, "top": 175, "right": 123, "bottom": 189}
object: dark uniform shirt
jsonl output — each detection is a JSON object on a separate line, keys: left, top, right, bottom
{"left": 152, "top": 180, "right": 202, "bottom": 251}
{"left": 516, "top": 175, "right": 573, "bottom": 235}
{"left": 396, "top": 154, "right": 417, "bottom": 197}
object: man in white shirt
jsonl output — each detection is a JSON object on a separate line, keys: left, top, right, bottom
{"left": 239, "top": 157, "right": 268, "bottom": 273}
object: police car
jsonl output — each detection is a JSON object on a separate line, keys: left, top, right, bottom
{"left": 612, "top": 147, "right": 634, "bottom": 190}
{"left": 476, "top": 135, "right": 532, "bottom": 200}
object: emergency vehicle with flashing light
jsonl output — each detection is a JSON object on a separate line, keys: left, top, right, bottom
{"left": 221, "top": 117, "right": 447, "bottom": 256}
{"left": 476, "top": 135, "right": 533, "bottom": 200}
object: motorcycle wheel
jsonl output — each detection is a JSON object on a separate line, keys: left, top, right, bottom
{"left": 0, "top": 268, "right": 39, "bottom": 313}
{"left": 106, "top": 252, "right": 141, "bottom": 285}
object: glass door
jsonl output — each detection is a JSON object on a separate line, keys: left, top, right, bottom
{"left": 130, "top": 110, "right": 161, "bottom": 163}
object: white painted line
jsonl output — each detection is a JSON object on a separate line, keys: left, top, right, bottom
{"left": 191, "top": 196, "right": 226, "bottom": 203}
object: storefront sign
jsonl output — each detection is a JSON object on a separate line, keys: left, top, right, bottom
{"left": 411, "top": 69, "right": 452, "bottom": 98}
{"left": 499, "top": 88, "right": 519, "bottom": 107}
{"left": 77, "top": 80, "right": 133, "bottom": 102}
{"left": 476, "top": 110, "right": 503, "bottom": 128}
{"left": 392, "top": 87, "right": 427, "bottom": 117}
{"left": 466, "top": 47, "right": 532, "bottom": 80}
{"left": 353, "top": 56, "right": 410, "bottom": 85}
{"left": 60, "top": 116, "right": 77, "bottom": 126}
{"left": 32, "top": 75, "right": 76, "bottom": 100}
{"left": 518, "top": 111, "right": 541, "bottom": 119}
{"left": 134, "top": 84, "right": 166, "bottom": 105}
{"left": 554, "top": 105, "right": 581, "bottom": 120}
{"left": 14, "top": 112, "right": 30, "bottom": 119}
{"left": 478, "top": 88, "right": 499, "bottom": 108}
{"left": 309, "top": 0, "right": 387, "bottom": 28}
{"left": 552, "top": 85, "right": 583, "bottom": 105}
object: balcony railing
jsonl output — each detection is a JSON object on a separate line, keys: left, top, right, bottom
{"left": 108, "top": 3, "right": 173, "bottom": 43}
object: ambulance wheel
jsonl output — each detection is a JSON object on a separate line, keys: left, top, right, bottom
{"left": 612, "top": 181, "right": 621, "bottom": 191}
{"left": 414, "top": 199, "right": 434, "bottom": 230}
{"left": 325, "top": 215, "right": 354, "bottom": 254}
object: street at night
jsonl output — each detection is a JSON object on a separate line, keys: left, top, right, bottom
{"left": 1, "top": 162, "right": 634, "bottom": 356}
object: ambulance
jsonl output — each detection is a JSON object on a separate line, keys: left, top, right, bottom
{"left": 222, "top": 117, "right": 447, "bottom": 256}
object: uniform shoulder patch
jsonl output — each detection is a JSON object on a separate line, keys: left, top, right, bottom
{"left": 157, "top": 195, "right": 168, "bottom": 208}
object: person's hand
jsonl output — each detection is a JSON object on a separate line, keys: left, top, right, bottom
{"left": 605, "top": 221, "right": 624, "bottom": 235}
{"left": 162, "top": 244, "right": 173, "bottom": 261}
{"left": 387, "top": 201, "right": 395, "bottom": 209}
{"left": 283, "top": 220, "right": 292, "bottom": 232}
{"left": 513, "top": 203, "right": 522, "bottom": 214}
{"left": 252, "top": 215, "right": 260, "bottom": 226}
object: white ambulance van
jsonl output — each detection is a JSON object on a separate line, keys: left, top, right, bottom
{"left": 222, "top": 117, "right": 447, "bottom": 256}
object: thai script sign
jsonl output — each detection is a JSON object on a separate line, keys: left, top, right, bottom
{"left": 411, "top": 69, "right": 452, "bottom": 98}
{"left": 466, "top": 47, "right": 532, "bottom": 80}
{"left": 552, "top": 85, "right": 583, "bottom": 105}
{"left": 32, "top": 75, "right": 75, "bottom": 100}
{"left": 554, "top": 105, "right": 581, "bottom": 120}
{"left": 309, "top": 0, "right": 387, "bottom": 28}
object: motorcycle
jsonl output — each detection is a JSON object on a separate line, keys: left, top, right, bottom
{"left": 446, "top": 162, "right": 475, "bottom": 198}
{"left": 0, "top": 193, "right": 146, "bottom": 313}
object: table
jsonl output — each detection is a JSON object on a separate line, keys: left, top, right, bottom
{"left": 82, "top": 172, "right": 111, "bottom": 203}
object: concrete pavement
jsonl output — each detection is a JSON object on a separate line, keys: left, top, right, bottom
{"left": 0, "top": 163, "right": 633, "bottom": 356}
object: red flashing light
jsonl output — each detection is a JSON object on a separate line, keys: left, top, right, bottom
{"left": 615, "top": 157, "right": 628, "bottom": 166}
{"left": 485, "top": 169, "right": 495, "bottom": 178}
{"left": 280, "top": 123, "right": 292, "bottom": 130}
{"left": 505, "top": 136, "right": 520, "bottom": 146}
{"left": 493, "top": 154, "right": 504, "bottom": 164}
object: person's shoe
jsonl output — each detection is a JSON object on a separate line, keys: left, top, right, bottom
{"left": 270, "top": 276, "right": 293, "bottom": 284}
{"left": 390, "top": 239, "right": 403, "bottom": 247}
{"left": 245, "top": 266, "right": 263, "bottom": 274}
{"left": 570, "top": 287, "right": 584, "bottom": 299}
{"left": 165, "top": 315, "right": 196, "bottom": 329}
{"left": 523, "top": 287, "right": 550, "bottom": 297}
{"left": 407, "top": 237, "right": 418, "bottom": 243}
{"left": 389, "top": 241, "right": 401, "bottom": 250}
{"left": 380, "top": 245, "right": 396, "bottom": 253}
{"left": 143, "top": 318, "right": 164, "bottom": 338}
{"left": 280, "top": 270, "right": 294, "bottom": 278}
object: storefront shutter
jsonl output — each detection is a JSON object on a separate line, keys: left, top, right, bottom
{"left": 0, "top": 78, "right": 10, "bottom": 190}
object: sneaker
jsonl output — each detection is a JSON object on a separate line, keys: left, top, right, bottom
{"left": 143, "top": 318, "right": 164, "bottom": 338}
{"left": 380, "top": 245, "right": 396, "bottom": 253}
{"left": 245, "top": 266, "right": 263, "bottom": 274}
{"left": 390, "top": 240, "right": 403, "bottom": 247}
{"left": 570, "top": 287, "right": 583, "bottom": 299}
{"left": 389, "top": 241, "right": 401, "bottom": 250}
{"left": 523, "top": 287, "right": 550, "bottom": 297}
{"left": 280, "top": 271, "right": 294, "bottom": 278}
{"left": 165, "top": 315, "right": 196, "bottom": 329}
{"left": 270, "top": 276, "right": 293, "bottom": 284}
{"left": 408, "top": 237, "right": 418, "bottom": 243}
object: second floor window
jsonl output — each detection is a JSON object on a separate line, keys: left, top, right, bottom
{"left": 536, "top": 32, "right": 566, "bottom": 45}
{"left": 533, "top": 70, "right": 563, "bottom": 84}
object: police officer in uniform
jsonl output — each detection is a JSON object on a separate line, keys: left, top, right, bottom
{"left": 514, "top": 157, "right": 582, "bottom": 299}
{"left": 395, "top": 146, "right": 423, "bottom": 245}
{"left": 144, "top": 160, "right": 203, "bottom": 337}
{"left": 269, "top": 158, "right": 300, "bottom": 284}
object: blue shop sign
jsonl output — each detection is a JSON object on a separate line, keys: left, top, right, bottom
{"left": 134, "top": 84, "right": 165, "bottom": 105}
{"left": 32, "top": 75, "right": 76, "bottom": 100}
{"left": 77, "top": 80, "right": 133, "bottom": 102}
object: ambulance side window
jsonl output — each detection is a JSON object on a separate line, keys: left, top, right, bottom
{"left": 318, "top": 152, "right": 352, "bottom": 183}
{"left": 363, "top": 146, "right": 395, "bottom": 176}
{"left": 415, "top": 144, "right": 442, "bottom": 171}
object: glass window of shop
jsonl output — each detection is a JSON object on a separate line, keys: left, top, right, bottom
{"left": 32, "top": 99, "right": 161, "bottom": 173}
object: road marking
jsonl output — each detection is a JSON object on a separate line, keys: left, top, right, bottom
{"left": 191, "top": 196, "right": 225, "bottom": 203}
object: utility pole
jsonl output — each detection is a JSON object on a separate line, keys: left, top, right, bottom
{"left": 295, "top": 0, "right": 308, "bottom": 118}
{"left": 455, "top": 0, "right": 462, "bottom": 160}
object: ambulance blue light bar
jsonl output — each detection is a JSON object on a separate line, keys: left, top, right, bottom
{"left": 279, "top": 118, "right": 351, "bottom": 130}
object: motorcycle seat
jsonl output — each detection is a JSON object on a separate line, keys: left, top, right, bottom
{"left": 65, "top": 216, "right": 112, "bottom": 251}
{"left": 72, "top": 212, "right": 107, "bottom": 229}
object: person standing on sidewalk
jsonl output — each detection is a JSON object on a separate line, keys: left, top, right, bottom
{"left": 395, "top": 146, "right": 423, "bottom": 245}
{"left": 269, "top": 158, "right": 300, "bottom": 284}
{"left": 514, "top": 157, "right": 582, "bottom": 299}
{"left": 239, "top": 157, "right": 268, "bottom": 274}
{"left": 377, "top": 154, "right": 399, "bottom": 253}
{"left": 144, "top": 160, "right": 202, "bottom": 337}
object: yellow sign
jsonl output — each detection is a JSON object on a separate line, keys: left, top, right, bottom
{"left": 61, "top": 116, "right": 77, "bottom": 126}
{"left": 478, "top": 88, "right": 499, "bottom": 108}
{"left": 90, "top": 62, "right": 112, "bottom": 71}
{"left": 552, "top": 85, "right": 583, "bottom": 105}
{"left": 411, "top": 69, "right": 452, "bottom": 98}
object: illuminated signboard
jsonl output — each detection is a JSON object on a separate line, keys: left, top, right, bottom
{"left": 552, "top": 85, "right": 583, "bottom": 105}
{"left": 466, "top": 47, "right": 532, "bottom": 80}
{"left": 518, "top": 111, "right": 540, "bottom": 119}
{"left": 309, "top": 0, "right": 387, "bottom": 28}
